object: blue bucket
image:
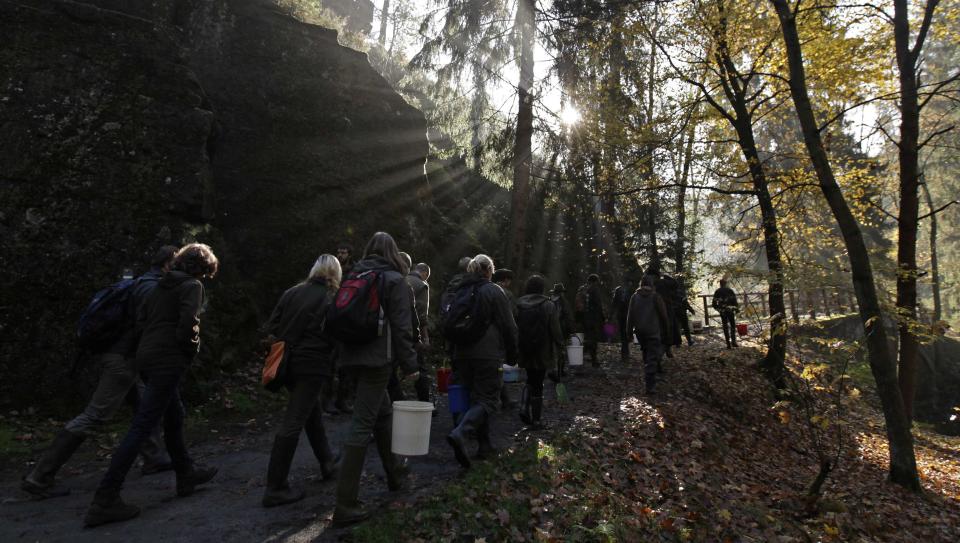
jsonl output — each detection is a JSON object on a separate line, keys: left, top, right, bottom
{"left": 448, "top": 385, "right": 470, "bottom": 414}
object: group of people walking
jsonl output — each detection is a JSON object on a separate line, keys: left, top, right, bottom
{"left": 21, "top": 230, "right": 741, "bottom": 529}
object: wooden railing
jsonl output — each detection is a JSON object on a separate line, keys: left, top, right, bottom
{"left": 697, "top": 287, "right": 858, "bottom": 327}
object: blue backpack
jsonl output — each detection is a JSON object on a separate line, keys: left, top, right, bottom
{"left": 76, "top": 278, "right": 137, "bottom": 351}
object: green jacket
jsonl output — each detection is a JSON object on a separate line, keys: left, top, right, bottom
{"left": 136, "top": 271, "right": 203, "bottom": 371}
{"left": 264, "top": 279, "right": 336, "bottom": 377}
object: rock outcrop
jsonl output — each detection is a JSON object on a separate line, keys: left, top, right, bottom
{"left": 0, "top": 0, "right": 443, "bottom": 410}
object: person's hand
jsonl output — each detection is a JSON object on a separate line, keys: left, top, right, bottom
{"left": 402, "top": 371, "right": 420, "bottom": 381}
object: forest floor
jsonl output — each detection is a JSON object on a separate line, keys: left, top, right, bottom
{"left": 1, "top": 332, "right": 958, "bottom": 542}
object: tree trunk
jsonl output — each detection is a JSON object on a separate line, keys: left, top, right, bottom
{"left": 771, "top": 0, "right": 920, "bottom": 490}
{"left": 378, "top": 0, "right": 390, "bottom": 46}
{"left": 921, "top": 179, "right": 942, "bottom": 321}
{"left": 675, "top": 121, "right": 695, "bottom": 276}
{"left": 508, "top": 0, "right": 536, "bottom": 276}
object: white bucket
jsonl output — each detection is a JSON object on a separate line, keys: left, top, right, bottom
{"left": 502, "top": 364, "right": 520, "bottom": 382}
{"left": 391, "top": 401, "right": 434, "bottom": 455}
{"left": 575, "top": 332, "right": 585, "bottom": 343}
{"left": 567, "top": 335, "right": 584, "bottom": 366}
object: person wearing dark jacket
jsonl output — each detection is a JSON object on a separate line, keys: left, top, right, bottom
{"left": 627, "top": 276, "right": 669, "bottom": 394}
{"left": 712, "top": 279, "right": 739, "bottom": 348}
{"left": 493, "top": 268, "right": 518, "bottom": 409}
{"left": 676, "top": 276, "right": 696, "bottom": 346}
{"left": 611, "top": 277, "right": 636, "bottom": 362}
{"left": 655, "top": 273, "right": 681, "bottom": 355}
{"left": 516, "top": 275, "right": 563, "bottom": 429}
{"left": 576, "top": 275, "right": 605, "bottom": 367}
{"left": 387, "top": 252, "right": 420, "bottom": 403}
{"left": 408, "top": 262, "right": 433, "bottom": 403}
{"left": 22, "top": 246, "right": 177, "bottom": 499}
{"left": 446, "top": 255, "right": 519, "bottom": 469}
{"left": 84, "top": 243, "right": 219, "bottom": 528}
{"left": 332, "top": 232, "right": 419, "bottom": 528}
{"left": 548, "top": 283, "right": 573, "bottom": 382}
{"left": 260, "top": 254, "right": 342, "bottom": 507}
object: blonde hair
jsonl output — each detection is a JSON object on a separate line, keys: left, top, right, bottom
{"left": 467, "top": 254, "right": 495, "bottom": 275}
{"left": 308, "top": 254, "right": 342, "bottom": 290}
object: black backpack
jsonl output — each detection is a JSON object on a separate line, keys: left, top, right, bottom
{"left": 76, "top": 278, "right": 137, "bottom": 352}
{"left": 517, "top": 299, "right": 549, "bottom": 357}
{"left": 441, "top": 281, "right": 490, "bottom": 345}
{"left": 325, "top": 270, "right": 385, "bottom": 344}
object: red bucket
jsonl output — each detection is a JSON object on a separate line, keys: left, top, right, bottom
{"left": 436, "top": 367, "right": 452, "bottom": 393}
{"left": 736, "top": 323, "right": 749, "bottom": 337}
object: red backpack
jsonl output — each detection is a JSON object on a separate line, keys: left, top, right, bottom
{"left": 324, "top": 270, "right": 385, "bottom": 344}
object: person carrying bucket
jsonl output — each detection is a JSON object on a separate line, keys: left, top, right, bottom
{"left": 712, "top": 279, "right": 739, "bottom": 349}
{"left": 442, "top": 254, "right": 518, "bottom": 469}
{"left": 516, "top": 275, "right": 563, "bottom": 429}
{"left": 323, "top": 232, "right": 419, "bottom": 527}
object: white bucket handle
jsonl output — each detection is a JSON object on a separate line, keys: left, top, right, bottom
{"left": 569, "top": 335, "right": 582, "bottom": 346}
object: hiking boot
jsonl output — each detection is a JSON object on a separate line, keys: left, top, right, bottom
{"left": 176, "top": 464, "right": 218, "bottom": 497}
{"left": 332, "top": 445, "right": 370, "bottom": 528}
{"left": 262, "top": 436, "right": 305, "bottom": 508}
{"left": 84, "top": 490, "right": 140, "bottom": 528}
{"left": 448, "top": 406, "right": 484, "bottom": 469}
{"left": 446, "top": 431, "right": 470, "bottom": 469}
{"left": 22, "top": 429, "right": 86, "bottom": 499}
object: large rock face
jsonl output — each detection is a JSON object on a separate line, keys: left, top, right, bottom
{"left": 0, "top": 0, "right": 436, "bottom": 410}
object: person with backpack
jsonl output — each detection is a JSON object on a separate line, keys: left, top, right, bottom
{"left": 387, "top": 252, "right": 421, "bottom": 403}
{"left": 655, "top": 273, "right": 681, "bottom": 356}
{"left": 22, "top": 246, "right": 178, "bottom": 499}
{"left": 575, "top": 274, "right": 605, "bottom": 367}
{"left": 516, "top": 275, "right": 563, "bottom": 429}
{"left": 444, "top": 254, "right": 518, "bottom": 469}
{"left": 259, "top": 254, "right": 342, "bottom": 508}
{"left": 326, "top": 232, "right": 418, "bottom": 527}
{"left": 712, "top": 279, "right": 739, "bottom": 349}
{"left": 611, "top": 276, "right": 637, "bottom": 363}
{"left": 84, "top": 243, "right": 219, "bottom": 527}
{"left": 627, "top": 275, "right": 669, "bottom": 394}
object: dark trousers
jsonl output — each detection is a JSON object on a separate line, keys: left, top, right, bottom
{"left": 453, "top": 359, "right": 502, "bottom": 416}
{"left": 276, "top": 377, "right": 333, "bottom": 460}
{"left": 343, "top": 365, "right": 392, "bottom": 448}
{"left": 414, "top": 352, "right": 431, "bottom": 403}
{"left": 617, "top": 318, "right": 630, "bottom": 359}
{"left": 98, "top": 368, "right": 190, "bottom": 493}
{"left": 720, "top": 311, "right": 737, "bottom": 347}
{"left": 526, "top": 368, "right": 546, "bottom": 397}
{"left": 387, "top": 364, "right": 404, "bottom": 402}
{"left": 678, "top": 312, "right": 693, "bottom": 344}
{"left": 637, "top": 335, "right": 662, "bottom": 390}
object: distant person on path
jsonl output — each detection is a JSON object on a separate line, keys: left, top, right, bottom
{"left": 712, "top": 279, "right": 739, "bottom": 349}
{"left": 408, "top": 262, "right": 433, "bottom": 404}
{"left": 516, "top": 275, "right": 563, "bottom": 429}
{"left": 655, "top": 272, "right": 681, "bottom": 357}
{"left": 327, "top": 242, "right": 357, "bottom": 414}
{"left": 549, "top": 282, "right": 573, "bottom": 382}
{"left": 676, "top": 275, "right": 696, "bottom": 346}
{"left": 611, "top": 276, "right": 637, "bottom": 362}
{"left": 259, "top": 254, "right": 342, "bottom": 507}
{"left": 440, "top": 256, "right": 472, "bottom": 423}
{"left": 493, "top": 268, "right": 518, "bottom": 409}
{"left": 85, "top": 243, "right": 220, "bottom": 527}
{"left": 387, "top": 252, "right": 418, "bottom": 402}
{"left": 575, "top": 274, "right": 605, "bottom": 367}
{"left": 627, "top": 275, "right": 669, "bottom": 394}
{"left": 330, "top": 232, "right": 417, "bottom": 527}
{"left": 22, "top": 246, "right": 178, "bottom": 499}
{"left": 446, "top": 255, "right": 518, "bottom": 469}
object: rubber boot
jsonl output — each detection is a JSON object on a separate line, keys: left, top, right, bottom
{"left": 447, "top": 405, "right": 485, "bottom": 469}
{"left": 176, "top": 463, "right": 218, "bottom": 497}
{"left": 332, "top": 445, "right": 370, "bottom": 528}
{"left": 475, "top": 419, "right": 497, "bottom": 460}
{"left": 373, "top": 417, "right": 408, "bottom": 491}
{"left": 321, "top": 378, "right": 339, "bottom": 415}
{"left": 304, "top": 413, "right": 338, "bottom": 481}
{"left": 518, "top": 385, "right": 532, "bottom": 425}
{"left": 84, "top": 489, "right": 140, "bottom": 527}
{"left": 500, "top": 383, "right": 516, "bottom": 409}
{"left": 262, "top": 436, "right": 305, "bottom": 507}
{"left": 22, "top": 429, "right": 85, "bottom": 499}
